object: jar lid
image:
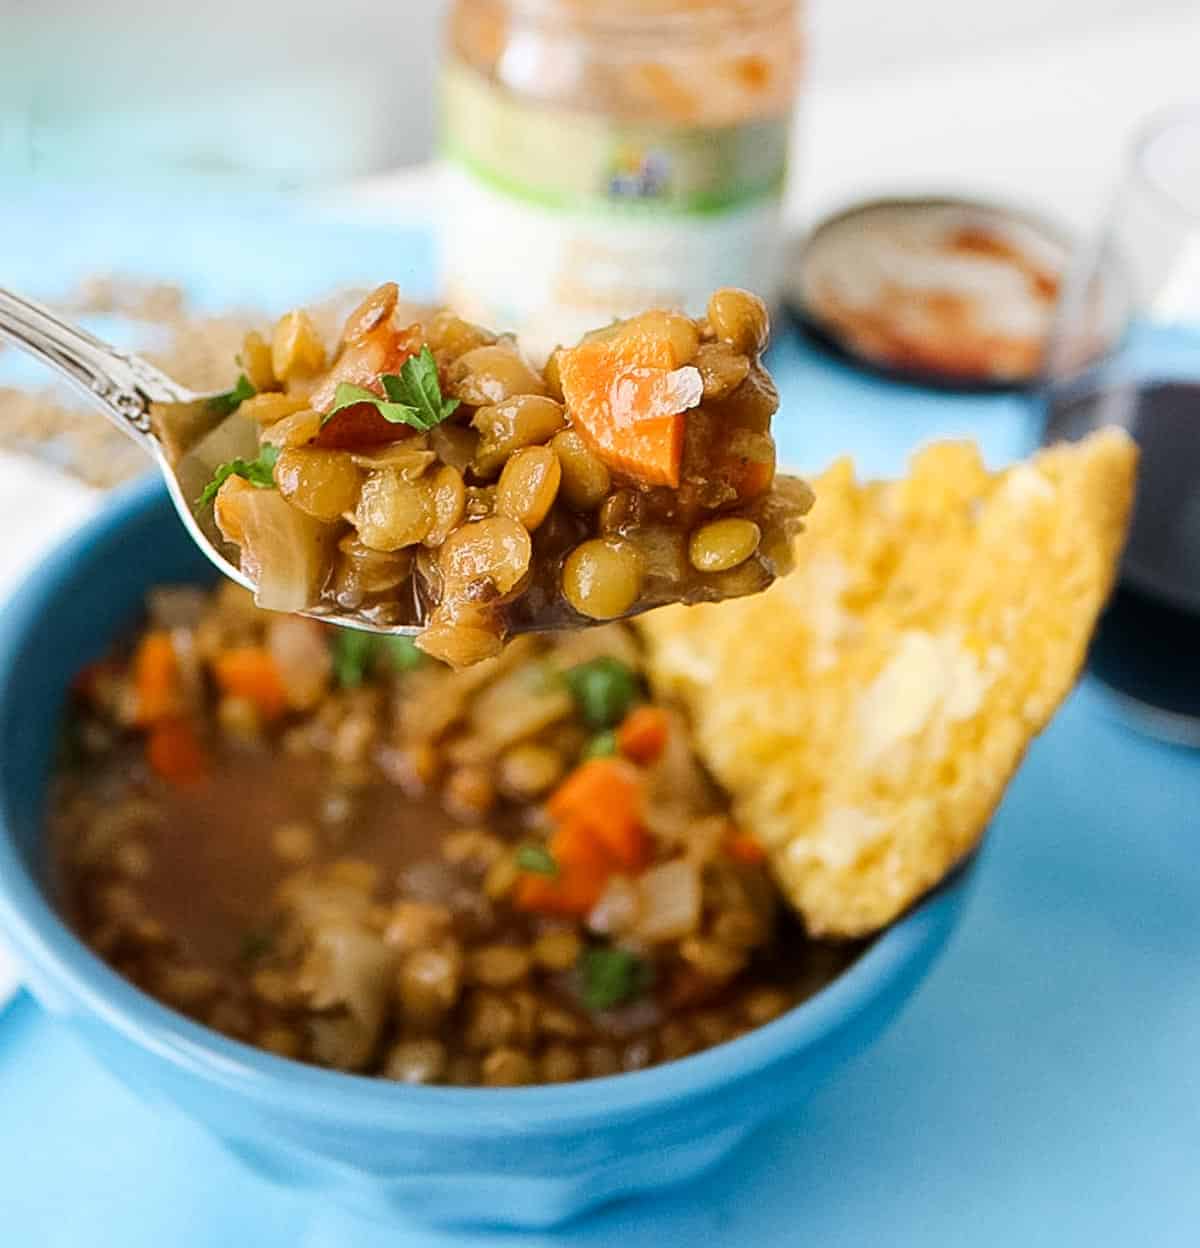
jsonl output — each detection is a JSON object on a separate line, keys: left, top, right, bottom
{"left": 784, "top": 196, "right": 1087, "bottom": 390}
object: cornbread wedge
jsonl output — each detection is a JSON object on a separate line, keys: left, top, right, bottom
{"left": 639, "top": 430, "right": 1137, "bottom": 937}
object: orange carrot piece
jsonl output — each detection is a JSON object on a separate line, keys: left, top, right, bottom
{"left": 593, "top": 813, "right": 647, "bottom": 873}
{"left": 725, "top": 829, "right": 767, "bottom": 866}
{"left": 518, "top": 759, "right": 653, "bottom": 915}
{"left": 211, "top": 647, "right": 289, "bottom": 720}
{"left": 558, "top": 337, "right": 688, "bottom": 488}
{"left": 132, "top": 631, "right": 180, "bottom": 724}
{"left": 547, "top": 758, "right": 648, "bottom": 871}
{"left": 547, "top": 757, "right": 639, "bottom": 825}
{"left": 513, "top": 872, "right": 561, "bottom": 915}
{"left": 548, "top": 819, "right": 614, "bottom": 874}
{"left": 146, "top": 717, "right": 207, "bottom": 786}
{"left": 617, "top": 706, "right": 670, "bottom": 765}
{"left": 514, "top": 857, "right": 607, "bottom": 917}
{"left": 514, "top": 819, "right": 615, "bottom": 915}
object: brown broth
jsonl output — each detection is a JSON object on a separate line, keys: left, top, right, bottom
{"left": 54, "top": 744, "right": 485, "bottom": 972}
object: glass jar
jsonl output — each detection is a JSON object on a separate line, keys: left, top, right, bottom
{"left": 439, "top": 0, "right": 802, "bottom": 357}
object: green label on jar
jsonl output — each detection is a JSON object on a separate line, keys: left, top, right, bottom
{"left": 440, "top": 60, "right": 789, "bottom": 219}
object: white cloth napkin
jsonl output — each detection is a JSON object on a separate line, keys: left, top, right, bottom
{"left": 0, "top": 452, "right": 100, "bottom": 1009}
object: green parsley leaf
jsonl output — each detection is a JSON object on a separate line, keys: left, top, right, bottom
{"left": 331, "top": 630, "right": 428, "bottom": 688}
{"left": 582, "top": 729, "right": 618, "bottom": 759}
{"left": 322, "top": 381, "right": 425, "bottom": 429}
{"left": 320, "top": 347, "right": 459, "bottom": 433}
{"left": 515, "top": 844, "right": 559, "bottom": 877}
{"left": 580, "top": 946, "right": 654, "bottom": 1012}
{"left": 195, "top": 442, "right": 280, "bottom": 509}
{"left": 331, "top": 628, "right": 378, "bottom": 688}
{"left": 207, "top": 373, "right": 256, "bottom": 418}
{"left": 386, "top": 346, "right": 461, "bottom": 428}
{"left": 377, "top": 635, "right": 427, "bottom": 673}
{"left": 564, "top": 658, "right": 641, "bottom": 730}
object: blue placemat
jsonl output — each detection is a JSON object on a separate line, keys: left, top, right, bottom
{"left": 2, "top": 190, "right": 1197, "bottom": 1247}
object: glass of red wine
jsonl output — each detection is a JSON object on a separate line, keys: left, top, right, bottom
{"left": 1043, "top": 107, "right": 1200, "bottom": 744}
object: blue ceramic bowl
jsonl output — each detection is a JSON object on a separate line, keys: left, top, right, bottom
{"left": 0, "top": 477, "right": 976, "bottom": 1229}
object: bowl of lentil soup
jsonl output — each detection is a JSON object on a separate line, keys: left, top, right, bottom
{"left": 0, "top": 476, "right": 974, "bottom": 1228}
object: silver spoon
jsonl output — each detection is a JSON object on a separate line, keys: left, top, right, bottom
{"left": 0, "top": 286, "right": 368, "bottom": 617}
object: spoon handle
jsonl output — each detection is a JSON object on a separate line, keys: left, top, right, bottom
{"left": 0, "top": 286, "right": 195, "bottom": 450}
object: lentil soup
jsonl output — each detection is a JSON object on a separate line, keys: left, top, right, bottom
{"left": 51, "top": 582, "right": 859, "bottom": 1085}
{"left": 170, "top": 285, "right": 813, "bottom": 668}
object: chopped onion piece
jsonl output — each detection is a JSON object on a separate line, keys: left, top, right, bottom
{"left": 634, "top": 859, "right": 702, "bottom": 944}
{"left": 214, "top": 477, "right": 334, "bottom": 613}
{"left": 302, "top": 921, "right": 394, "bottom": 1070}
{"left": 267, "top": 615, "right": 333, "bottom": 710}
{"left": 586, "top": 874, "right": 640, "bottom": 936}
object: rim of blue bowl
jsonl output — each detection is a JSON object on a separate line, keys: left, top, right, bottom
{"left": 0, "top": 474, "right": 973, "bottom": 1133}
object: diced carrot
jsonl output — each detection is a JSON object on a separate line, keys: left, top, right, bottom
{"left": 514, "top": 819, "right": 615, "bottom": 915}
{"left": 549, "top": 818, "right": 615, "bottom": 874}
{"left": 725, "top": 829, "right": 767, "bottom": 866}
{"left": 558, "top": 337, "right": 691, "bottom": 488}
{"left": 132, "top": 631, "right": 179, "bottom": 724}
{"left": 617, "top": 706, "right": 670, "bottom": 765}
{"left": 514, "top": 872, "right": 560, "bottom": 914}
{"left": 547, "top": 758, "right": 648, "bottom": 871}
{"left": 211, "top": 647, "right": 289, "bottom": 720}
{"left": 595, "top": 814, "right": 648, "bottom": 873}
{"left": 146, "top": 717, "right": 207, "bottom": 786}
{"left": 514, "top": 855, "right": 608, "bottom": 917}
{"left": 518, "top": 758, "right": 654, "bottom": 915}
